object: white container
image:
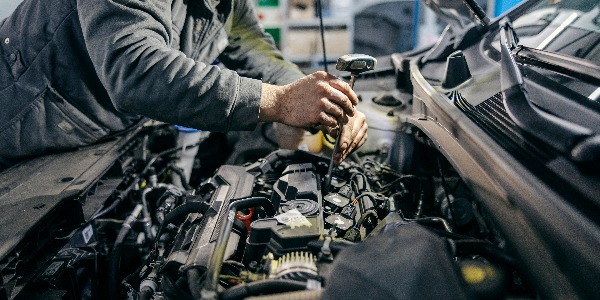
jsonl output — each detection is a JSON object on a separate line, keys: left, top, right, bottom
{"left": 173, "top": 126, "right": 210, "bottom": 188}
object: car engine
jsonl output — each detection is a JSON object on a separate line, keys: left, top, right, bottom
{"left": 11, "top": 120, "right": 526, "bottom": 300}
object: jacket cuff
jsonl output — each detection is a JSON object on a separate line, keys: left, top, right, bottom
{"left": 228, "top": 76, "right": 262, "bottom": 131}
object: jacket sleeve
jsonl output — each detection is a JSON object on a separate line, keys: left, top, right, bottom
{"left": 76, "top": 0, "right": 262, "bottom": 132}
{"left": 219, "top": 0, "right": 305, "bottom": 85}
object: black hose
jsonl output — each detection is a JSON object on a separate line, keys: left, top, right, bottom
{"left": 407, "top": 216, "right": 454, "bottom": 233}
{"left": 202, "top": 197, "right": 276, "bottom": 297}
{"left": 220, "top": 279, "right": 308, "bottom": 300}
{"left": 109, "top": 231, "right": 128, "bottom": 300}
{"left": 92, "top": 181, "right": 137, "bottom": 220}
{"left": 396, "top": 208, "right": 454, "bottom": 233}
{"left": 307, "top": 239, "right": 355, "bottom": 255}
{"left": 187, "top": 268, "right": 204, "bottom": 300}
{"left": 109, "top": 204, "right": 144, "bottom": 300}
{"left": 162, "top": 201, "right": 210, "bottom": 227}
{"left": 162, "top": 273, "right": 195, "bottom": 300}
{"left": 153, "top": 201, "right": 211, "bottom": 256}
{"left": 169, "top": 164, "right": 193, "bottom": 190}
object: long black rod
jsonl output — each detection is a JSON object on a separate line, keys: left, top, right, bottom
{"left": 317, "top": 0, "right": 328, "bottom": 71}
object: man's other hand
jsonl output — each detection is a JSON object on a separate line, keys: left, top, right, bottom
{"left": 331, "top": 110, "right": 367, "bottom": 165}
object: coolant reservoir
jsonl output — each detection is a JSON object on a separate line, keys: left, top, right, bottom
{"left": 355, "top": 90, "right": 415, "bottom": 172}
{"left": 173, "top": 125, "right": 210, "bottom": 188}
{"left": 275, "top": 124, "right": 323, "bottom": 153}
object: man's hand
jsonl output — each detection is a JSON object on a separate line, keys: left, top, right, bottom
{"left": 274, "top": 109, "right": 368, "bottom": 161}
{"left": 259, "top": 71, "right": 358, "bottom": 128}
{"left": 332, "top": 110, "right": 368, "bottom": 165}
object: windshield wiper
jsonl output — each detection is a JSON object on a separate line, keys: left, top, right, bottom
{"left": 499, "top": 17, "right": 600, "bottom": 166}
{"left": 514, "top": 45, "right": 600, "bottom": 86}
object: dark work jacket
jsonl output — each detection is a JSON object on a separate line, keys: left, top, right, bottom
{"left": 0, "top": 0, "right": 303, "bottom": 169}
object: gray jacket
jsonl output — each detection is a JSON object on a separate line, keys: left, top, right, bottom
{"left": 0, "top": 0, "right": 303, "bottom": 169}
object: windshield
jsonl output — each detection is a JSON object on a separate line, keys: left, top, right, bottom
{"left": 485, "top": 0, "right": 600, "bottom": 102}
{"left": 508, "top": 0, "right": 600, "bottom": 63}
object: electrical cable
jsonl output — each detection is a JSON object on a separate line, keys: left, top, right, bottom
{"left": 396, "top": 209, "right": 454, "bottom": 233}
{"left": 91, "top": 181, "right": 138, "bottom": 220}
{"left": 168, "top": 164, "right": 193, "bottom": 190}
{"left": 437, "top": 157, "right": 458, "bottom": 227}
{"left": 91, "top": 143, "right": 201, "bottom": 220}
{"left": 356, "top": 210, "right": 378, "bottom": 229}
{"left": 355, "top": 193, "right": 377, "bottom": 214}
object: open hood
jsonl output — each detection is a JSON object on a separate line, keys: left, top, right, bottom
{"left": 423, "top": 0, "right": 490, "bottom": 29}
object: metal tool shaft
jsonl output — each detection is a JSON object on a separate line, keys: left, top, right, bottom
{"left": 324, "top": 74, "right": 357, "bottom": 193}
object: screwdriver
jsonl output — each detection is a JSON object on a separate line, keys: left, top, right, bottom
{"left": 323, "top": 54, "right": 377, "bottom": 193}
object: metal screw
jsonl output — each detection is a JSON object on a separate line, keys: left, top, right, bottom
{"left": 4, "top": 38, "right": 9, "bottom": 44}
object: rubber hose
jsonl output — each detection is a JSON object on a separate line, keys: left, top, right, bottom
{"left": 109, "top": 229, "right": 128, "bottom": 300}
{"left": 109, "top": 204, "right": 143, "bottom": 300}
{"left": 169, "top": 165, "right": 193, "bottom": 190}
{"left": 307, "top": 239, "right": 354, "bottom": 255}
{"left": 163, "top": 201, "right": 210, "bottom": 227}
{"left": 204, "top": 197, "right": 275, "bottom": 295}
{"left": 187, "top": 268, "right": 203, "bottom": 300}
{"left": 246, "top": 289, "right": 322, "bottom": 300}
{"left": 220, "top": 280, "right": 308, "bottom": 300}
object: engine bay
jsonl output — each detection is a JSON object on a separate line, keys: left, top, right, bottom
{"left": 5, "top": 123, "right": 528, "bottom": 300}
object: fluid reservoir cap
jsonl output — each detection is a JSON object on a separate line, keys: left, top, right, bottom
{"left": 372, "top": 93, "right": 403, "bottom": 107}
{"left": 459, "top": 260, "right": 508, "bottom": 299}
{"left": 279, "top": 199, "right": 320, "bottom": 216}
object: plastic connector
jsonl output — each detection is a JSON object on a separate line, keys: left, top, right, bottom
{"left": 343, "top": 228, "right": 361, "bottom": 242}
{"left": 337, "top": 184, "right": 353, "bottom": 199}
{"left": 340, "top": 205, "right": 357, "bottom": 219}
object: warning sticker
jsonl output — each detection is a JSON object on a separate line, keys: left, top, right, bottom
{"left": 275, "top": 209, "right": 312, "bottom": 228}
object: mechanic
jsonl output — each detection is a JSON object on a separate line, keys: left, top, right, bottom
{"left": 0, "top": 0, "right": 367, "bottom": 170}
